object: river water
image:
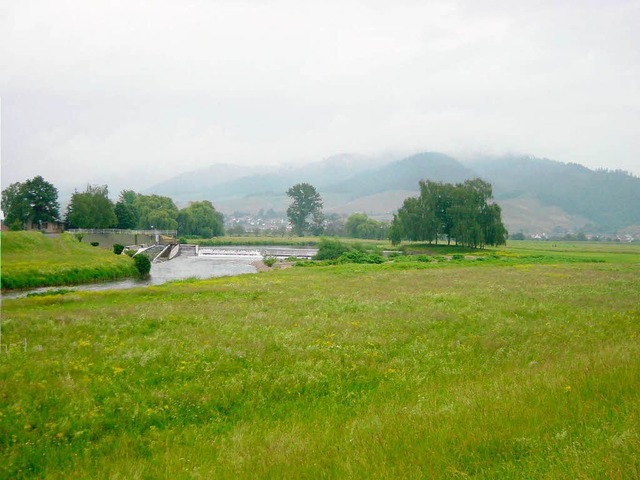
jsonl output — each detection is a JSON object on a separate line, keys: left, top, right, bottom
{"left": 2, "top": 255, "right": 259, "bottom": 300}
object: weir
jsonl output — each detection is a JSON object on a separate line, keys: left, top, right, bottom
{"left": 197, "top": 246, "right": 317, "bottom": 259}
{"left": 130, "top": 244, "right": 317, "bottom": 263}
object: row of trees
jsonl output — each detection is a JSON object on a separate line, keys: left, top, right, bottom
{"left": 2, "top": 177, "right": 224, "bottom": 237}
{"left": 389, "top": 178, "right": 507, "bottom": 247}
{"left": 4, "top": 177, "right": 507, "bottom": 247}
{"left": 66, "top": 186, "right": 225, "bottom": 237}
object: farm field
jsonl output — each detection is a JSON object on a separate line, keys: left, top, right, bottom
{"left": 1, "top": 232, "right": 138, "bottom": 290}
{"left": 1, "top": 242, "right": 639, "bottom": 478}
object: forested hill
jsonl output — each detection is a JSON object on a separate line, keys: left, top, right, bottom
{"left": 466, "top": 156, "right": 640, "bottom": 232}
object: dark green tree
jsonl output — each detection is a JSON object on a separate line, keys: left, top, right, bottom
{"left": 344, "top": 213, "right": 389, "bottom": 240}
{"left": 1, "top": 176, "right": 60, "bottom": 230}
{"left": 286, "top": 183, "right": 324, "bottom": 236}
{"left": 133, "top": 194, "right": 179, "bottom": 230}
{"left": 1, "top": 182, "right": 28, "bottom": 230}
{"left": 114, "top": 190, "right": 139, "bottom": 229}
{"left": 66, "top": 185, "right": 117, "bottom": 228}
{"left": 391, "top": 178, "right": 506, "bottom": 248}
{"left": 177, "top": 201, "right": 224, "bottom": 238}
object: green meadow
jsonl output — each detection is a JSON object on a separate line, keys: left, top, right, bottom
{"left": 1, "top": 232, "right": 138, "bottom": 290}
{"left": 1, "top": 241, "right": 639, "bottom": 478}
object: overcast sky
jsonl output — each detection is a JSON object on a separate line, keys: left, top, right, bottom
{"left": 1, "top": 0, "right": 639, "bottom": 197}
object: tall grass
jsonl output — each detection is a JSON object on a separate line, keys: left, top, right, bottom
{"left": 1, "top": 248, "right": 639, "bottom": 478}
{"left": 1, "top": 232, "right": 138, "bottom": 290}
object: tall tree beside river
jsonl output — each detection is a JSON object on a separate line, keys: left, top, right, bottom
{"left": 286, "top": 183, "right": 324, "bottom": 236}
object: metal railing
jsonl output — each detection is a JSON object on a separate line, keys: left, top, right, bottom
{"left": 67, "top": 228, "right": 177, "bottom": 236}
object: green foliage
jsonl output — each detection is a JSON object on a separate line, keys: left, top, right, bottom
{"left": 262, "top": 255, "right": 277, "bottom": 267}
{"left": 74, "top": 233, "right": 84, "bottom": 243}
{"left": 133, "top": 194, "right": 179, "bottom": 230}
{"left": 113, "top": 244, "right": 125, "bottom": 255}
{"left": 114, "top": 192, "right": 139, "bottom": 229}
{"left": 133, "top": 254, "right": 151, "bottom": 277}
{"left": 177, "top": 200, "right": 224, "bottom": 238}
{"left": 1, "top": 176, "right": 60, "bottom": 229}
{"left": 392, "top": 178, "right": 507, "bottom": 248}
{"left": 313, "top": 237, "right": 352, "bottom": 260}
{"left": 66, "top": 184, "right": 117, "bottom": 228}
{"left": 344, "top": 213, "right": 389, "bottom": 239}
{"left": 337, "top": 250, "right": 385, "bottom": 264}
{"left": 90, "top": 242, "right": 99, "bottom": 247}
{"left": 286, "top": 183, "right": 324, "bottom": 236}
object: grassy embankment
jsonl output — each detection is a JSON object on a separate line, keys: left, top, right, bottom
{"left": 1, "top": 242, "right": 639, "bottom": 478}
{"left": 1, "top": 232, "right": 138, "bottom": 290}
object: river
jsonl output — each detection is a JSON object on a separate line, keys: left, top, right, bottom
{"left": 2, "top": 255, "right": 260, "bottom": 299}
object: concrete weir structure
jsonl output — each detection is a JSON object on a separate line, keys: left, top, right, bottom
{"left": 66, "top": 229, "right": 177, "bottom": 249}
{"left": 197, "top": 246, "right": 317, "bottom": 259}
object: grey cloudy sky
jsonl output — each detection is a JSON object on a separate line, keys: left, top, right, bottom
{"left": 1, "top": 0, "right": 639, "bottom": 197}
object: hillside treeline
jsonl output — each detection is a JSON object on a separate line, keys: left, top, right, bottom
{"left": 390, "top": 178, "right": 507, "bottom": 248}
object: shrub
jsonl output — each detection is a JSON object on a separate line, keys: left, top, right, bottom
{"left": 263, "top": 256, "right": 277, "bottom": 267}
{"left": 113, "top": 244, "right": 125, "bottom": 255}
{"left": 415, "top": 254, "right": 431, "bottom": 262}
{"left": 134, "top": 254, "right": 151, "bottom": 277}
{"left": 451, "top": 254, "right": 465, "bottom": 261}
{"left": 90, "top": 242, "right": 99, "bottom": 247}
{"left": 338, "top": 250, "right": 385, "bottom": 264}
{"left": 313, "top": 238, "right": 351, "bottom": 260}
{"left": 124, "top": 249, "right": 136, "bottom": 257}
{"left": 74, "top": 233, "right": 84, "bottom": 243}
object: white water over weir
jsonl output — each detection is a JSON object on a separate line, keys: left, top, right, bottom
{"left": 197, "top": 246, "right": 317, "bottom": 259}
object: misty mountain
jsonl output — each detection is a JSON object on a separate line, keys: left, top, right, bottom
{"left": 143, "top": 163, "right": 269, "bottom": 201}
{"left": 326, "top": 152, "right": 476, "bottom": 197}
{"left": 147, "top": 153, "right": 395, "bottom": 203}
{"left": 146, "top": 152, "right": 640, "bottom": 233}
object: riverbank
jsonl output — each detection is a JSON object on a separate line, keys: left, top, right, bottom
{"left": 1, "top": 232, "right": 138, "bottom": 290}
{"left": 251, "top": 259, "right": 295, "bottom": 273}
{"left": 3, "top": 254, "right": 261, "bottom": 299}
